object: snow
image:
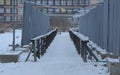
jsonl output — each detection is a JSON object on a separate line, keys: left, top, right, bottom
{"left": 73, "top": 14, "right": 81, "bottom": 17}
{"left": 107, "top": 58, "right": 120, "bottom": 63}
{"left": 0, "top": 32, "right": 109, "bottom": 75}
{"left": 70, "top": 29, "right": 89, "bottom": 41}
{"left": 77, "top": 32, "right": 89, "bottom": 41}
{"left": 88, "top": 41, "right": 108, "bottom": 54}
{"left": 0, "top": 29, "right": 22, "bottom": 54}
{"left": 0, "top": 51, "right": 22, "bottom": 55}
{"left": 32, "top": 28, "right": 56, "bottom": 40}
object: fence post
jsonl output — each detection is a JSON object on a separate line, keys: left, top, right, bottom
{"left": 40, "top": 37, "right": 44, "bottom": 56}
{"left": 81, "top": 40, "right": 89, "bottom": 62}
{"left": 77, "top": 37, "right": 80, "bottom": 54}
{"left": 36, "top": 39, "right": 40, "bottom": 58}
{"left": 32, "top": 40, "right": 37, "bottom": 61}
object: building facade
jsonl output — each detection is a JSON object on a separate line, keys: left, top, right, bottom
{"left": 0, "top": 0, "right": 91, "bottom": 29}
{"left": 0, "top": 0, "right": 24, "bottom": 27}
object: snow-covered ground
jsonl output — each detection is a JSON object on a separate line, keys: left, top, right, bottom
{"left": 0, "top": 29, "right": 22, "bottom": 54}
{"left": 0, "top": 31, "right": 109, "bottom": 75}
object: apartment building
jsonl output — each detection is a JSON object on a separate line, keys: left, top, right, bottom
{"left": 0, "top": 0, "right": 24, "bottom": 27}
{"left": 0, "top": 0, "right": 91, "bottom": 30}
{"left": 0, "top": 0, "right": 91, "bottom": 22}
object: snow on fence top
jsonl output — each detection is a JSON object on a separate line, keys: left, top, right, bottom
{"left": 88, "top": 41, "right": 108, "bottom": 54}
{"left": 107, "top": 58, "right": 120, "bottom": 62}
{"left": 69, "top": 28, "right": 89, "bottom": 41}
{"left": 31, "top": 28, "right": 57, "bottom": 41}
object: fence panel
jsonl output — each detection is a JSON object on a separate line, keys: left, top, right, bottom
{"left": 79, "top": 0, "right": 120, "bottom": 56}
{"left": 22, "top": 2, "right": 50, "bottom": 46}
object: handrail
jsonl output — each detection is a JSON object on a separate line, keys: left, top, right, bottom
{"left": 69, "top": 29, "right": 99, "bottom": 62}
{"left": 31, "top": 28, "right": 57, "bottom": 41}
{"left": 25, "top": 28, "right": 57, "bottom": 62}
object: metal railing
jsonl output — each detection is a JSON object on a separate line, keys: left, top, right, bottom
{"left": 69, "top": 29, "right": 98, "bottom": 62}
{"left": 25, "top": 28, "right": 57, "bottom": 62}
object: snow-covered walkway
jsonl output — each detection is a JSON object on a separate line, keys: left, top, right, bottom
{"left": 0, "top": 32, "right": 108, "bottom": 75}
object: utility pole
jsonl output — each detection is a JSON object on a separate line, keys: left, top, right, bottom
{"left": 12, "top": 0, "right": 16, "bottom": 51}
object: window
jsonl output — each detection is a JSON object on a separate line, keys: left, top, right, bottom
{"left": 48, "top": 0, "right": 53, "bottom": 5}
{"left": 19, "top": 16, "right": 23, "bottom": 22}
{"left": 0, "top": 8, "right": 4, "bottom": 13}
{"left": 48, "top": 9, "right": 53, "bottom": 13}
{"left": 0, "top": 16, "right": 4, "bottom": 21}
{"left": 19, "top": 0, "right": 25, "bottom": 4}
{"left": 6, "top": 16, "right": 11, "bottom": 22}
{"left": 73, "top": 1, "right": 78, "bottom": 5}
{"left": 12, "top": 9, "right": 17, "bottom": 14}
{"left": 0, "top": 0, "right": 4, "bottom": 5}
{"left": 67, "top": 9, "right": 72, "bottom": 14}
{"left": 55, "top": 9, "right": 60, "bottom": 13}
{"left": 80, "top": 0, "right": 85, "bottom": 5}
{"left": 61, "top": 8, "right": 66, "bottom": 13}
{"left": 12, "top": 16, "right": 17, "bottom": 21}
{"left": 18, "top": 16, "right": 23, "bottom": 22}
{"left": 42, "top": 0, "right": 47, "bottom": 5}
{"left": 18, "top": 8, "right": 23, "bottom": 14}
{"left": 12, "top": 0, "right": 18, "bottom": 5}
{"left": 42, "top": 9, "right": 47, "bottom": 13}
{"left": 61, "top": 0, "right": 66, "bottom": 5}
{"left": 36, "top": 1, "right": 40, "bottom": 4}
{"left": 6, "top": 0, "right": 11, "bottom": 5}
{"left": 67, "top": 0, "right": 72, "bottom": 5}
{"left": 86, "top": 0, "right": 90, "bottom": 5}
{"left": 55, "top": 0, "right": 60, "bottom": 5}
{"left": 6, "top": 9, "right": 11, "bottom": 13}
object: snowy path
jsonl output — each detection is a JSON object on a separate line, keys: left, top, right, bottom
{"left": 0, "top": 33, "right": 108, "bottom": 75}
